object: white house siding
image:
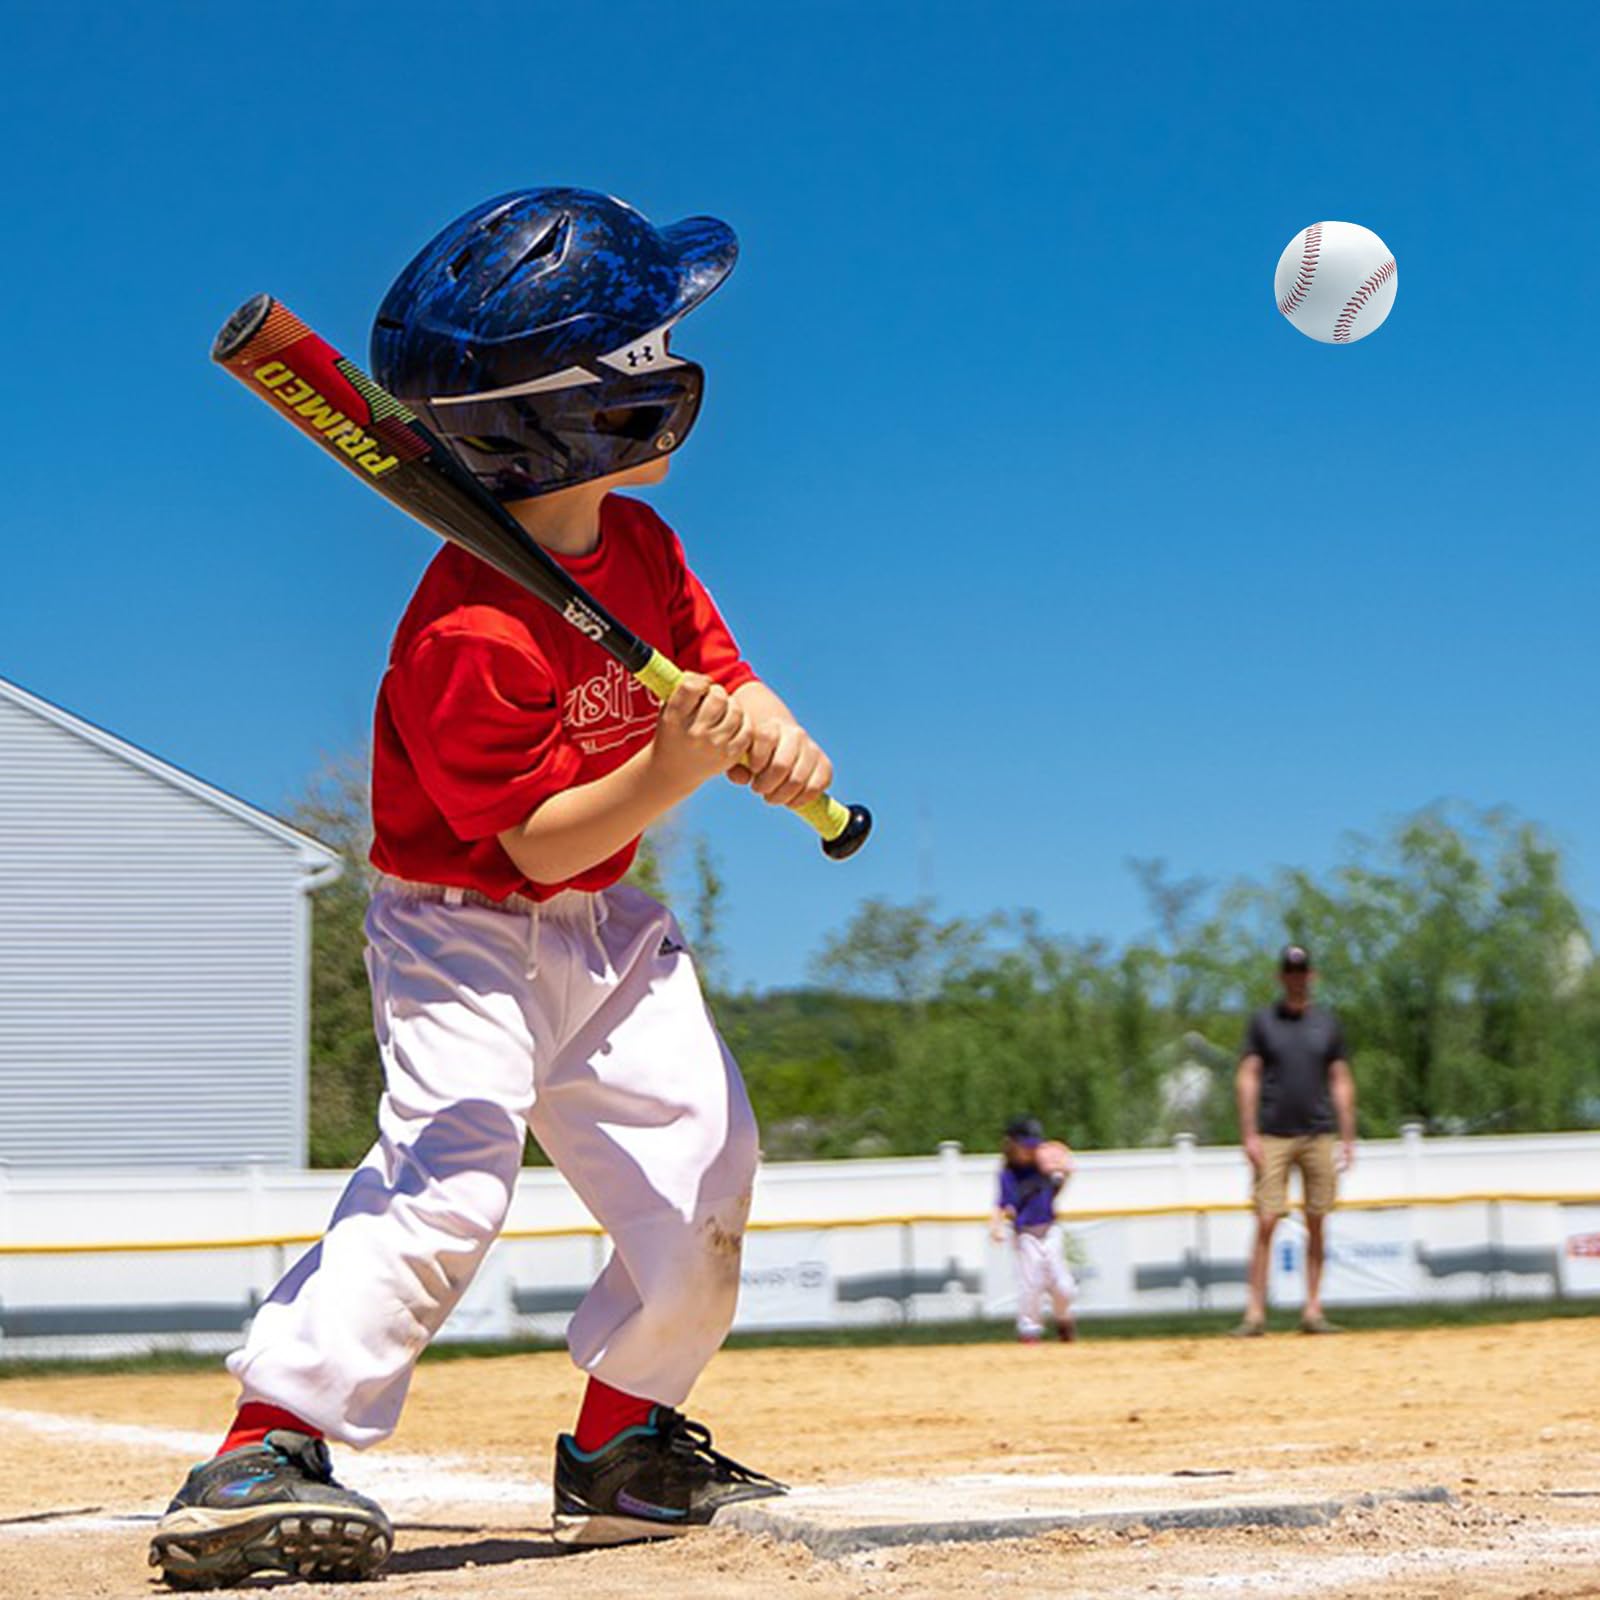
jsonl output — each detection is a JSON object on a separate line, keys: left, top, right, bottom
{"left": 0, "top": 681, "right": 339, "bottom": 1169}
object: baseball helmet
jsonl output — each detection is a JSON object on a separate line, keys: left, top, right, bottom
{"left": 371, "top": 187, "right": 738, "bottom": 500}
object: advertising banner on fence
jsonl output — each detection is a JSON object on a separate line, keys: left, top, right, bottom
{"left": 735, "top": 1228, "right": 834, "bottom": 1329}
{"left": 1559, "top": 1207, "right": 1600, "bottom": 1298}
{"left": 1270, "top": 1207, "right": 1416, "bottom": 1304}
{"left": 1068, "top": 1219, "right": 1132, "bottom": 1312}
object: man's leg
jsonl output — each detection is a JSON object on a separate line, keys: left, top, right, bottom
{"left": 1238, "top": 1138, "right": 1290, "bottom": 1333}
{"left": 1243, "top": 1214, "right": 1277, "bottom": 1327}
{"left": 1304, "top": 1210, "right": 1327, "bottom": 1318}
{"left": 1299, "top": 1135, "right": 1340, "bottom": 1331}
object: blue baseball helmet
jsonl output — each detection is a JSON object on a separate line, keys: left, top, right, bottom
{"left": 371, "top": 188, "right": 738, "bottom": 500}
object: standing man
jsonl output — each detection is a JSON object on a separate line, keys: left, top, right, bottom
{"left": 1233, "top": 945, "right": 1356, "bottom": 1337}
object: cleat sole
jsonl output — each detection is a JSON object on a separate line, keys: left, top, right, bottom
{"left": 150, "top": 1505, "right": 392, "bottom": 1588}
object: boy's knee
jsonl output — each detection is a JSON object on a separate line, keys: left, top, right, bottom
{"left": 628, "top": 1265, "right": 736, "bottom": 1363}
{"left": 650, "top": 1199, "right": 751, "bottom": 1348}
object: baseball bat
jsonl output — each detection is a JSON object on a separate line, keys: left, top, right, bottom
{"left": 211, "top": 295, "right": 871, "bottom": 860}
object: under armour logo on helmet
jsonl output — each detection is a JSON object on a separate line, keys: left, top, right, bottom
{"left": 599, "top": 326, "right": 684, "bottom": 377}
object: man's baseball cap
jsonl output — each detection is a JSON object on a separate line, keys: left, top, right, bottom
{"left": 1279, "top": 944, "right": 1313, "bottom": 972}
{"left": 1005, "top": 1116, "right": 1044, "bottom": 1147}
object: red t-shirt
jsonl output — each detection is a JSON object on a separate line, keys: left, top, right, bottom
{"left": 370, "top": 495, "right": 756, "bottom": 899}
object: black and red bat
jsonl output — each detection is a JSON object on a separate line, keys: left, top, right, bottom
{"left": 211, "top": 294, "right": 870, "bottom": 859}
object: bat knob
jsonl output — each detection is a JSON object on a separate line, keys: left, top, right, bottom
{"left": 821, "top": 804, "right": 873, "bottom": 861}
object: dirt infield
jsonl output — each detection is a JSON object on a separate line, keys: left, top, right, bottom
{"left": 1, "top": 1318, "right": 1597, "bottom": 1598}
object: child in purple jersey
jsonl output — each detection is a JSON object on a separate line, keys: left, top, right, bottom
{"left": 991, "top": 1116, "right": 1078, "bottom": 1343}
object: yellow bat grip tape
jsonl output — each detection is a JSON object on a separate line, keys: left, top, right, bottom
{"left": 633, "top": 650, "right": 851, "bottom": 842}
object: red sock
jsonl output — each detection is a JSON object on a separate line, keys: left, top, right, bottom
{"left": 573, "top": 1378, "right": 657, "bottom": 1453}
{"left": 219, "top": 1402, "right": 322, "bottom": 1457}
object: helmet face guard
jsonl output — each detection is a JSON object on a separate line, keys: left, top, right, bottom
{"left": 423, "top": 346, "right": 705, "bottom": 502}
{"left": 371, "top": 189, "right": 736, "bottom": 499}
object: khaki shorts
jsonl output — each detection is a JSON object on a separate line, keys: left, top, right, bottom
{"left": 1254, "top": 1134, "right": 1338, "bottom": 1219}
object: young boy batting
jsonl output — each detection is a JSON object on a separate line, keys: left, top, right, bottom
{"left": 151, "top": 188, "right": 831, "bottom": 1587}
{"left": 992, "top": 1116, "right": 1078, "bottom": 1343}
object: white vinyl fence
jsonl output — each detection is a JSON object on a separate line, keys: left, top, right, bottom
{"left": 2, "top": 1128, "right": 1597, "bottom": 1359}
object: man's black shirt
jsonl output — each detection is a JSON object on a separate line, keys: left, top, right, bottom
{"left": 1241, "top": 1003, "right": 1347, "bottom": 1137}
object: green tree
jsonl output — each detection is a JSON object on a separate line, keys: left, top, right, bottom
{"left": 688, "top": 837, "right": 727, "bottom": 988}
{"left": 624, "top": 827, "right": 670, "bottom": 900}
{"left": 812, "top": 898, "right": 993, "bottom": 1004}
{"left": 289, "top": 751, "right": 382, "bottom": 1167}
{"left": 1268, "top": 805, "right": 1596, "bottom": 1133}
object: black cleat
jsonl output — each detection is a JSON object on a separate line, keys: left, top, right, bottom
{"left": 553, "top": 1406, "right": 785, "bottom": 1547}
{"left": 148, "top": 1429, "right": 392, "bottom": 1589}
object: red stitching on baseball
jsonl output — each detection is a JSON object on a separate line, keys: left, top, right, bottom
{"left": 1332, "top": 256, "right": 1396, "bottom": 342}
{"left": 1278, "top": 223, "right": 1322, "bottom": 317}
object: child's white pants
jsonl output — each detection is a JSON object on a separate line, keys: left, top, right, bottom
{"left": 1014, "top": 1224, "right": 1076, "bottom": 1336}
{"left": 228, "top": 881, "right": 758, "bottom": 1448}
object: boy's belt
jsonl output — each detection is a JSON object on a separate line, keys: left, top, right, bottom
{"left": 372, "top": 873, "right": 596, "bottom": 919}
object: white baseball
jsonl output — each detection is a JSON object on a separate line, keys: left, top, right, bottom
{"left": 1274, "top": 221, "right": 1397, "bottom": 344}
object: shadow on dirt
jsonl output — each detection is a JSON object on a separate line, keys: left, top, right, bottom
{"left": 388, "top": 1528, "right": 569, "bottom": 1574}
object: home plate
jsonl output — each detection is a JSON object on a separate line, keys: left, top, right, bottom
{"left": 718, "top": 1471, "right": 1453, "bottom": 1557}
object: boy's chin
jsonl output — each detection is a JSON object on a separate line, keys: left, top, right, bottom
{"left": 507, "top": 456, "right": 672, "bottom": 515}
{"left": 604, "top": 456, "right": 672, "bottom": 491}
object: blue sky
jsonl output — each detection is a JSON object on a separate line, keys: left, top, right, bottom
{"left": 2, "top": 2, "right": 1595, "bottom": 987}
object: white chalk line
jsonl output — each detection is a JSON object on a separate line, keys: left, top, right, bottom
{"left": 0, "top": 1514, "right": 153, "bottom": 1539}
{"left": 1146, "top": 1522, "right": 1600, "bottom": 1596}
{"left": 0, "top": 1405, "right": 546, "bottom": 1523}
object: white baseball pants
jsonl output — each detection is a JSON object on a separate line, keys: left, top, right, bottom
{"left": 1014, "top": 1224, "right": 1077, "bottom": 1337}
{"left": 228, "top": 880, "right": 758, "bottom": 1448}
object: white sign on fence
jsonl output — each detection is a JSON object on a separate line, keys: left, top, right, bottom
{"left": 1270, "top": 1208, "right": 1416, "bottom": 1304}
{"left": 735, "top": 1228, "right": 833, "bottom": 1329}
{"left": 1560, "top": 1207, "right": 1600, "bottom": 1298}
